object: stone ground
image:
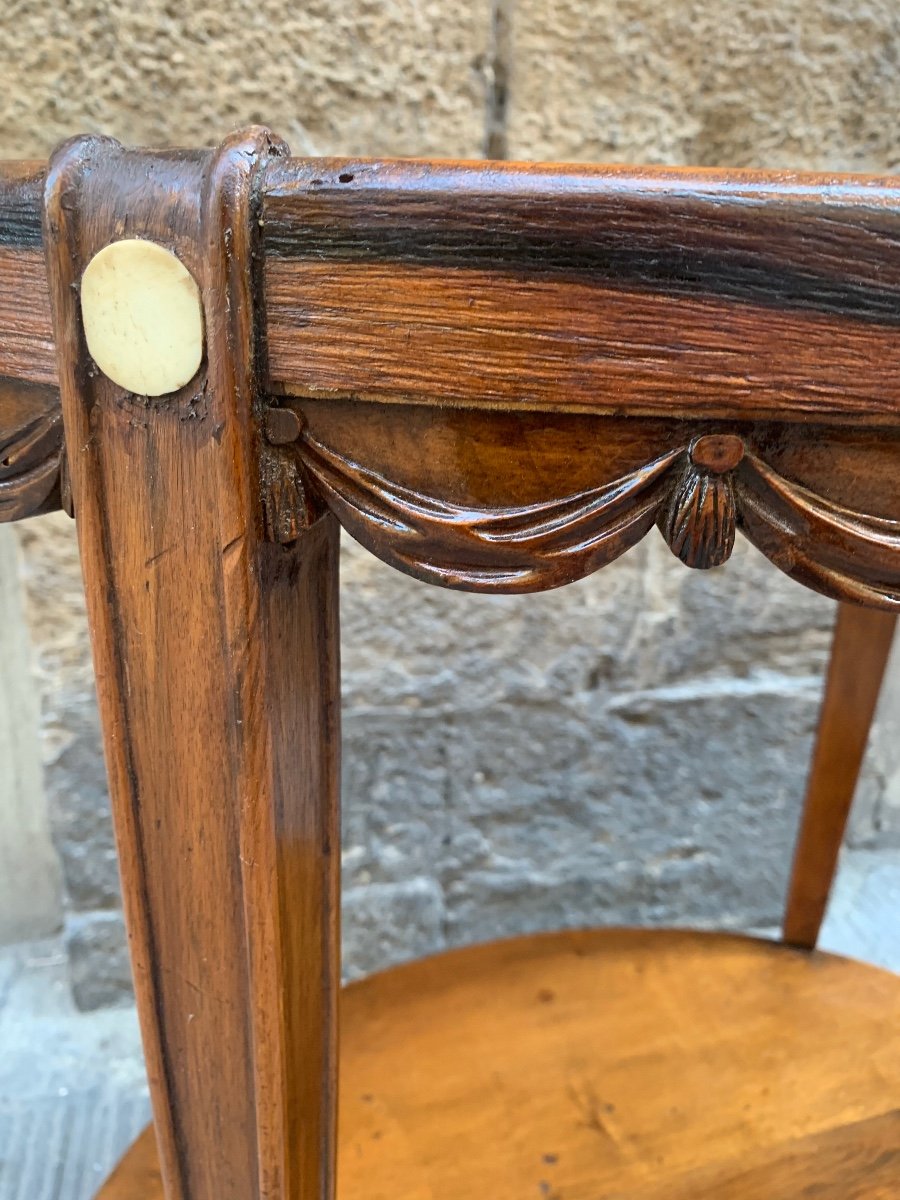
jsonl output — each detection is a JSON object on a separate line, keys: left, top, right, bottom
{"left": 2, "top": 847, "right": 900, "bottom": 1200}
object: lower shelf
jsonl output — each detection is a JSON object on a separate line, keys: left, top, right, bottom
{"left": 97, "top": 928, "right": 900, "bottom": 1199}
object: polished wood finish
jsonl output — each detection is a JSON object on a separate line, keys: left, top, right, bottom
{"left": 43, "top": 131, "right": 340, "bottom": 1200}
{"left": 100, "top": 1113, "right": 900, "bottom": 1200}
{"left": 98, "top": 930, "right": 900, "bottom": 1200}
{"left": 6, "top": 157, "right": 900, "bottom": 605}
{"left": 0, "top": 132, "right": 896, "bottom": 1200}
{"left": 9, "top": 158, "right": 900, "bottom": 423}
{"left": 0, "top": 376, "right": 64, "bottom": 520}
{"left": 275, "top": 403, "right": 900, "bottom": 603}
{"left": 262, "top": 160, "right": 900, "bottom": 425}
{"left": 98, "top": 1131, "right": 162, "bottom": 1200}
{"left": 784, "top": 602, "right": 898, "bottom": 948}
{"left": 0, "top": 160, "right": 55, "bottom": 386}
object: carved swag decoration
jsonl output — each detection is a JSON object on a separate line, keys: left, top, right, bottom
{"left": 265, "top": 417, "right": 900, "bottom": 608}
{"left": 0, "top": 386, "right": 69, "bottom": 522}
{"left": 4, "top": 386, "right": 898, "bottom": 610}
{"left": 2, "top": 143, "right": 900, "bottom": 616}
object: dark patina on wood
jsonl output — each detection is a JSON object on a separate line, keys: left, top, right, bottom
{"left": 4, "top": 153, "right": 900, "bottom": 606}
{"left": 42, "top": 129, "right": 340, "bottom": 1200}
{"left": 261, "top": 159, "right": 900, "bottom": 423}
{"left": 252, "top": 401, "right": 900, "bottom": 605}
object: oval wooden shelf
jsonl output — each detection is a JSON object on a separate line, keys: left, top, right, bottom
{"left": 97, "top": 929, "right": 900, "bottom": 1200}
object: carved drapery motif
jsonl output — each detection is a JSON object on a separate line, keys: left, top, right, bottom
{"left": 0, "top": 405, "right": 65, "bottom": 522}
{"left": 660, "top": 467, "right": 737, "bottom": 570}
{"left": 293, "top": 429, "right": 681, "bottom": 590}
{"left": 278, "top": 421, "right": 900, "bottom": 609}
{"left": 7, "top": 386, "right": 898, "bottom": 612}
{"left": 658, "top": 434, "right": 745, "bottom": 570}
{"left": 736, "top": 455, "right": 900, "bottom": 608}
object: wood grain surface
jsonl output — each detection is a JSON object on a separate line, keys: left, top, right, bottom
{"left": 97, "top": 929, "right": 900, "bottom": 1200}
{"left": 262, "top": 158, "right": 900, "bottom": 425}
{"left": 6, "top": 152, "right": 900, "bottom": 606}
{"left": 278, "top": 400, "right": 900, "bottom": 603}
{"left": 44, "top": 130, "right": 340, "bottom": 1200}
{"left": 0, "top": 375, "right": 65, "bottom": 519}
{"left": 784, "top": 602, "right": 899, "bottom": 947}
{"left": 5, "top": 134, "right": 898, "bottom": 1200}
{"left": 7, "top": 155, "right": 900, "bottom": 415}
{"left": 0, "top": 160, "right": 55, "bottom": 384}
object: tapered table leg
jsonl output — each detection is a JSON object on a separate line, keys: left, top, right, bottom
{"left": 783, "top": 602, "right": 896, "bottom": 949}
{"left": 44, "top": 130, "right": 340, "bottom": 1200}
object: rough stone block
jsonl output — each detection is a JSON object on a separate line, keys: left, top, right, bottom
{"left": 443, "top": 684, "right": 821, "bottom": 943}
{"left": 850, "top": 631, "right": 900, "bottom": 848}
{"left": 0, "top": 526, "right": 62, "bottom": 944}
{"left": 342, "top": 878, "right": 446, "bottom": 980}
{"left": 340, "top": 533, "right": 649, "bottom": 714}
{"left": 0, "top": 0, "right": 493, "bottom": 160}
{"left": 15, "top": 516, "right": 121, "bottom": 911}
{"left": 506, "top": 0, "right": 900, "bottom": 172}
{"left": 8, "top": 0, "right": 900, "bottom": 1004}
{"left": 342, "top": 710, "right": 450, "bottom": 887}
{"left": 66, "top": 912, "right": 133, "bottom": 1011}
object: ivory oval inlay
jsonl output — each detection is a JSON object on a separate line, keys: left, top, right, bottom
{"left": 80, "top": 239, "right": 203, "bottom": 396}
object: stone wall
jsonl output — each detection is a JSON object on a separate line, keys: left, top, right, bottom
{"left": 0, "top": 527, "right": 61, "bottom": 945}
{"left": 3, "top": 0, "right": 900, "bottom": 1006}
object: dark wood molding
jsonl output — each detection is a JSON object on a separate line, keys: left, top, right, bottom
{"left": 0, "top": 163, "right": 56, "bottom": 386}
{"left": 6, "top": 156, "right": 900, "bottom": 418}
{"left": 0, "top": 161, "right": 62, "bottom": 520}
{"left": 3, "top": 148, "right": 900, "bottom": 608}
{"left": 261, "top": 158, "right": 900, "bottom": 425}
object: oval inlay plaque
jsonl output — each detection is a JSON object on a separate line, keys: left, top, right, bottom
{"left": 80, "top": 239, "right": 203, "bottom": 397}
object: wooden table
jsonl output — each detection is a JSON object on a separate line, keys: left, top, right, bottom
{"left": 2, "top": 129, "right": 899, "bottom": 1199}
